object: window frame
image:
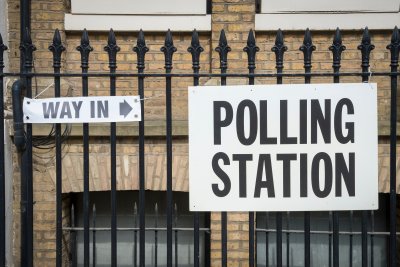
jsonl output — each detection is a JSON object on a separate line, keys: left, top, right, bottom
{"left": 65, "top": 0, "right": 212, "bottom": 32}
{"left": 255, "top": 0, "right": 400, "bottom": 30}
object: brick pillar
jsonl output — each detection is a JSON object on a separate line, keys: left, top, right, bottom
{"left": 8, "top": 0, "right": 68, "bottom": 265}
{"left": 211, "top": 0, "right": 255, "bottom": 72}
{"left": 210, "top": 1, "right": 255, "bottom": 266}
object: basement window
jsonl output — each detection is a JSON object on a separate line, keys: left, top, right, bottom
{"left": 255, "top": 0, "right": 400, "bottom": 30}
{"left": 70, "top": 191, "right": 210, "bottom": 266}
{"left": 256, "top": 194, "right": 391, "bottom": 266}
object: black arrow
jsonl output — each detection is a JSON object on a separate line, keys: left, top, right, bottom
{"left": 120, "top": 100, "right": 133, "bottom": 118}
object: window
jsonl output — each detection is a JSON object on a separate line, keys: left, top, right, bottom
{"left": 65, "top": 0, "right": 212, "bottom": 31}
{"left": 70, "top": 191, "right": 210, "bottom": 267}
{"left": 256, "top": 194, "right": 390, "bottom": 266}
{"left": 255, "top": 0, "right": 400, "bottom": 30}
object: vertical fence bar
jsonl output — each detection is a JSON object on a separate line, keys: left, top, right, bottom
{"left": 154, "top": 203, "right": 158, "bottom": 267}
{"left": 19, "top": 0, "right": 31, "bottom": 262}
{"left": 387, "top": 26, "right": 399, "bottom": 267}
{"left": 357, "top": 27, "right": 374, "bottom": 267}
{"left": 0, "top": 32, "right": 7, "bottom": 267}
{"left": 370, "top": 210, "right": 374, "bottom": 267}
{"left": 133, "top": 29, "right": 148, "bottom": 267}
{"left": 328, "top": 212, "right": 332, "bottom": 267}
{"left": 286, "top": 212, "right": 290, "bottom": 266}
{"left": 272, "top": 29, "right": 286, "bottom": 267}
{"left": 329, "top": 28, "right": 345, "bottom": 267}
{"left": 49, "top": 29, "right": 65, "bottom": 267}
{"left": 215, "top": 29, "right": 230, "bottom": 267}
{"left": 70, "top": 204, "right": 77, "bottom": 267}
{"left": 187, "top": 29, "right": 203, "bottom": 267}
{"left": 299, "top": 28, "right": 315, "bottom": 267}
{"left": 20, "top": 27, "right": 35, "bottom": 267}
{"left": 265, "top": 213, "right": 269, "bottom": 266}
{"left": 104, "top": 29, "right": 120, "bottom": 267}
{"left": 244, "top": 29, "right": 259, "bottom": 267}
{"left": 134, "top": 202, "right": 138, "bottom": 267}
{"left": 161, "top": 30, "right": 176, "bottom": 267}
{"left": 349, "top": 211, "right": 353, "bottom": 267}
{"left": 174, "top": 204, "right": 178, "bottom": 267}
{"left": 76, "top": 29, "right": 93, "bottom": 267}
{"left": 92, "top": 204, "right": 96, "bottom": 267}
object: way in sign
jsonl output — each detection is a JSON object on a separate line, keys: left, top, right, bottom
{"left": 23, "top": 96, "right": 141, "bottom": 124}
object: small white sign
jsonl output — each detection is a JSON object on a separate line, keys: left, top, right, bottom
{"left": 189, "top": 84, "right": 378, "bottom": 212}
{"left": 23, "top": 96, "right": 141, "bottom": 123}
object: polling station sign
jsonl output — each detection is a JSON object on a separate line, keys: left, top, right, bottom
{"left": 188, "top": 84, "right": 378, "bottom": 212}
{"left": 23, "top": 96, "right": 141, "bottom": 123}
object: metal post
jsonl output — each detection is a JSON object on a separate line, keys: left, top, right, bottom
{"left": 300, "top": 28, "right": 315, "bottom": 267}
{"left": 357, "top": 27, "right": 374, "bottom": 267}
{"left": 188, "top": 29, "right": 203, "bottom": 267}
{"left": 19, "top": 27, "right": 35, "bottom": 267}
{"left": 244, "top": 29, "right": 259, "bottom": 267}
{"left": 272, "top": 29, "right": 287, "bottom": 267}
{"left": 216, "top": 29, "right": 230, "bottom": 267}
{"left": 329, "top": 28, "right": 345, "bottom": 267}
{"left": 104, "top": 28, "right": 120, "bottom": 267}
{"left": 161, "top": 30, "right": 176, "bottom": 267}
{"left": 76, "top": 29, "right": 92, "bottom": 267}
{"left": 49, "top": 29, "right": 65, "bottom": 267}
{"left": 387, "top": 26, "right": 399, "bottom": 267}
{"left": 133, "top": 29, "right": 148, "bottom": 267}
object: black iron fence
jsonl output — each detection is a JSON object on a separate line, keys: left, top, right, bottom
{"left": 0, "top": 26, "right": 399, "bottom": 267}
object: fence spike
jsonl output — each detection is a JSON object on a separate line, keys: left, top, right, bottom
{"left": 0, "top": 32, "right": 4, "bottom": 47}
{"left": 215, "top": 29, "right": 231, "bottom": 71}
{"left": 104, "top": 28, "right": 120, "bottom": 70}
{"left": 0, "top": 33, "right": 8, "bottom": 70}
{"left": 19, "top": 27, "right": 36, "bottom": 69}
{"left": 161, "top": 29, "right": 177, "bottom": 71}
{"left": 357, "top": 27, "right": 375, "bottom": 71}
{"left": 387, "top": 26, "right": 400, "bottom": 67}
{"left": 133, "top": 29, "right": 149, "bottom": 72}
{"left": 299, "top": 28, "right": 316, "bottom": 70}
{"left": 390, "top": 26, "right": 400, "bottom": 44}
{"left": 272, "top": 29, "right": 287, "bottom": 71}
{"left": 243, "top": 29, "right": 259, "bottom": 71}
{"left": 329, "top": 28, "right": 346, "bottom": 70}
{"left": 188, "top": 29, "right": 204, "bottom": 72}
{"left": 76, "top": 29, "right": 93, "bottom": 69}
{"left": 49, "top": 29, "right": 65, "bottom": 69}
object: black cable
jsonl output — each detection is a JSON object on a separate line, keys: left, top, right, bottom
{"left": 28, "top": 56, "right": 72, "bottom": 149}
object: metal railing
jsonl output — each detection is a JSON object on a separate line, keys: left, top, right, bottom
{"left": 0, "top": 26, "right": 399, "bottom": 267}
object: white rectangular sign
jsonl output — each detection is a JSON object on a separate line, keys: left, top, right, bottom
{"left": 189, "top": 83, "right": 378, "bottom": 212}
{"left": 23, "top": 96, "right": 141, "bottom": 123}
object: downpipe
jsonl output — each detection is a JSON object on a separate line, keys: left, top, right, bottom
{"left": 12, "top": 78, "right": 32, "bottom": 267}
{"left": 11, "top": 79, "right": 26, "bottom": 151}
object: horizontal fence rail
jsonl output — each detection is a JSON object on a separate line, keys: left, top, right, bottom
{"left": 0, "top": 26, "right": 399, "bottom": 267}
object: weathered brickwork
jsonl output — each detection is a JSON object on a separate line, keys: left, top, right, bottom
{"left": 4, "top": 0, "right": 400, "bottom": 266}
